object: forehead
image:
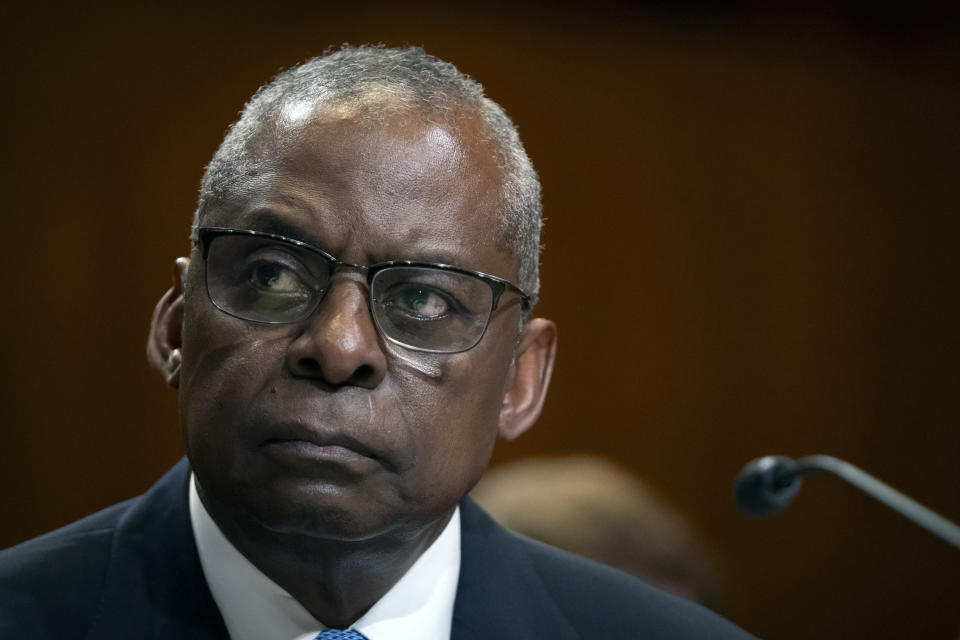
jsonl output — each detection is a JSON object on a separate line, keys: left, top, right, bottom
{"left": 205, "top": 105, "right": 515, "bottom": 275}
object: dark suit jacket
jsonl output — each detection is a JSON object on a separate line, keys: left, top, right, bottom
{"left": 0, "top": 459, "right": 756, "bottom": 639}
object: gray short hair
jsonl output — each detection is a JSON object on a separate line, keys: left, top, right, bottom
{"left": 194, "top": 44, "right": 543, "bottom": 305}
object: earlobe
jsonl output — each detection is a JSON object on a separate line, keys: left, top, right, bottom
{"left": 498, "top": 318, "right": 558, "bottom": 441}
{"left": 164, "top": 348, "right": 182, "bottom": 389}
{"left": 147, "top": 257, "right": 189, "bottom": 389}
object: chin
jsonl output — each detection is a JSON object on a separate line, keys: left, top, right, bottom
{"left": 236, "top": 479, "right": 406, "bottom": 542}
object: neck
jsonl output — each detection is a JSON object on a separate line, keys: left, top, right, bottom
{"left": 199, "top": 489, "right": 454, "bottom": 629}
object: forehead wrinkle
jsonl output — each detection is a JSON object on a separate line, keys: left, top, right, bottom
{"left": 343, "top": 126, "right": 473, "bottom": 210}
{"left": 362, "top": 122, "right": 503, "bottom": 250}
{"left": 252, "top": 121, "right": 458, "bottom": 223}
{"left": 205, "top": 173, "right": 335, "bottom": 229}
{"left": 365, "top": 126, "right": 467, "bottom": 197}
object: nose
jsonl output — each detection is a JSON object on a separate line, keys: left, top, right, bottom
{"left": 285, "top": 275, "right": 387, "bottom": 388}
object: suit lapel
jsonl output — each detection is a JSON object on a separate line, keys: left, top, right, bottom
{"left": 86, "top": 458, "right": 230, "bottom": 640}
{"left": 452, "top": 498, "right": 580, "bottom": 640}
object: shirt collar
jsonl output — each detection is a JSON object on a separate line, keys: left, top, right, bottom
{"left": 189, "top": 473, "right": 461, "bottom": 640}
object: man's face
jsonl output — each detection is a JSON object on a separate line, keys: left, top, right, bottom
{"left": 177, "top": 106, "right": 525, "bottom": 541}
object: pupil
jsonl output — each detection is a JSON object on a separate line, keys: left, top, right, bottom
{"left": 256, "top": 263, "right": 283, "bottom": 287}
{"left": 411, "top": 290, "right": 429, "bottom": 310}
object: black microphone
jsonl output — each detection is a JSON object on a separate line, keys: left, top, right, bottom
{"left": 734, "top": 454, "right": 960, "bottom": 550}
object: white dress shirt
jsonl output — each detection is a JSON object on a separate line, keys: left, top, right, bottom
{"left": 189, "top": 475, "right": 461, "bottom": 640}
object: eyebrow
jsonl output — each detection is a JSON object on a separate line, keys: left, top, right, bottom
{"left": 242, "top": 211, "right": 320, "bottom": 247}
{"left": 236, "top": 209, "right": 466, "bottom": 267}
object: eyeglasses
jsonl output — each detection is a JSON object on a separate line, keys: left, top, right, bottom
{"left": 196, "top": 227, "right": 531, "bottom": 354}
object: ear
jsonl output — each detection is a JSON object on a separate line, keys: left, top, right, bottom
{"left": 498, "top": 318, "right": 558, "bottom": 441}
{"left": 146, "top": 257, "right": 189, "bottom": 389}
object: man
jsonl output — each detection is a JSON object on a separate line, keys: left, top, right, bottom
{"left": 0, "top": 45, "right": 755, "bottom": 639}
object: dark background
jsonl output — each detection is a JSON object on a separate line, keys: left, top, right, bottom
{"left": 2, "top": 2, "right": 958, "bottom": 638}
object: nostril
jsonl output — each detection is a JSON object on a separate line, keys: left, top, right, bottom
{"left": 352, "top": 364, "right": 374, "bottom": 381}
{"left": 296, "top": 357, "right": 323, "bottom": 374}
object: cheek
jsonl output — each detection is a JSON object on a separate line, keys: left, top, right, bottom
{"left": 178, "top": 310, "right": 287, "bottom": 449}
{"left": 392, "top": 344, "right": 512, "bottom": 487}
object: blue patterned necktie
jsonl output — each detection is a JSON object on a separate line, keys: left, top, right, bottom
{"left": 314, "top": 631, "right": 369, "bottom": 640}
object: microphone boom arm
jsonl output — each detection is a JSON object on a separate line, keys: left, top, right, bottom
{"left": 735, "top": 454, "right": 960, "bottom": 551}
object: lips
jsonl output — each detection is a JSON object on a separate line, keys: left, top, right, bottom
{"left": 257, "top": 422, "right": 387, "bottom": 474}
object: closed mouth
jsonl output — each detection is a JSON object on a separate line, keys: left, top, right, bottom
{"left": 257, "top": 424, "right": 391, "bottom": 471}
{"left": 263, "top": 438, "right": 374, "bottom": 458}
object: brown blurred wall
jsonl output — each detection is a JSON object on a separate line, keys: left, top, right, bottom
{"left": 2, "top": 3, "right": 958, "bottom": 639}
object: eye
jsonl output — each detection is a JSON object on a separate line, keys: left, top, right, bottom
{"left": 248, "top": 259, "right": 304, "bottom": 294}
{"left": 383, "top": 283, "right": 453, "bottom": 320}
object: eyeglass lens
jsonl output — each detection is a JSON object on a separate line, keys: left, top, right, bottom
{"left": 204, "top": 233, "right": 496, "bottom": 352}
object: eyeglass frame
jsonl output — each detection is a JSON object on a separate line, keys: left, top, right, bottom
{"left": 194, "top": 226, "right": 532, "bottom": 354}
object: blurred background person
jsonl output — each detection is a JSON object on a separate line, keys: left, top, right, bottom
{"left": 472, "top": 455, "right": 723, "bottom": 611}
